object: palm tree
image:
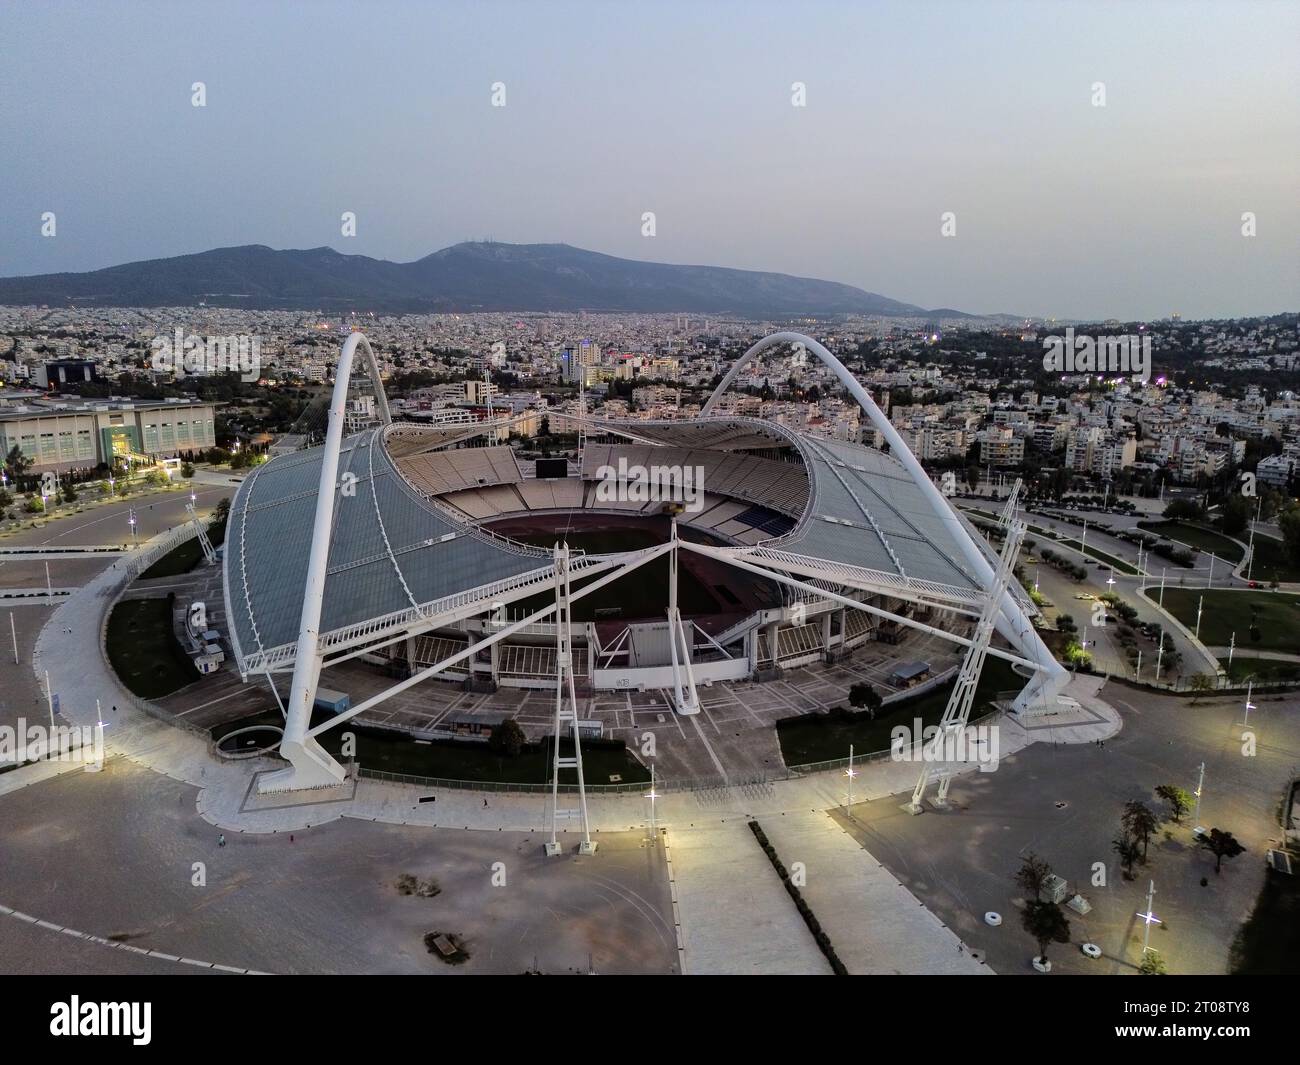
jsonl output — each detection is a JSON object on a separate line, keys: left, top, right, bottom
{"left": 1122, "top": 800, "right": 1160, "bottom": 861}
{"left": 1112, "top": 835, "right": 1140, "bottom": 879}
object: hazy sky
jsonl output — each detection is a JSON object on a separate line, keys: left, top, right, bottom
{"left": 2, "top": 0, "right": 1296, "bottom": 320}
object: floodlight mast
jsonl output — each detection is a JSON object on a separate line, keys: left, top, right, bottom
{"left": 259, "top": 332, "right": 390, "bottom": 793}
{"left": 546, "top": 543, "right": 596, "bottom": 855}
{"left": 906, "top": 517, "right": 1025, "bottom": 814}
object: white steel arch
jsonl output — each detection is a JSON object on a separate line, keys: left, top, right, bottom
{"left": 703, "top": 331, "right": 1068, "bottom": 714}
{"left": 258, "top": 332, "right": 390, "bottom": 791}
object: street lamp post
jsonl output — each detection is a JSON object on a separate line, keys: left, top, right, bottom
{"left": 1207, "top": 552, "right": 1216, "bottom": 589}
{"left": 85, "top": 698, "right": 106, "bottom": 773}
{"left": 1159, "top": 568, "right": 1166, "bottom": 608}
{"left": 1239, "top": 683, "right": 1256, "bottom": 730}
{"left": 1193, "top": 762, "right": 1206, "bottom": 833}
{"left": 1195, "top": 595, "right": 1203, "bottom": 639}
{"left": 1228, "top": 631, "right": 1236, "bottom": 668}
{"left": 1246, "top": 497, "right": 1262, "bottom": 582}
{"left": 645, "top": 763, "right": 658, "bottom": 841}
{"left": 1137, "top": 880, "right": 1161, "bottom": 955}
{"left": 1135, "top": 649, "right": 1142, "bottom": 682}
{"left": 845, "top": 743, "right": 857, "bottom": 816}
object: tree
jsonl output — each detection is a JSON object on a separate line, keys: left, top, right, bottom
{"left": 1279, "top": 505, "right": 1300, "bottom": 567}
{"left": 1014, "top": 852, "right": 1053, "bottom": 899}
{"left": 181, "top": 462, "right": 195, "bottom": 479}
{"left": 1112, "top": 835, "right": 1141, "bottom": 879}
{"left": 1154, "top": 784, "right": 1192, "bottom": 824}
{"left": 488, "top": 717, "right": 526, "bottom": 758}
{"left": 1122, "top": 800, "right": 1160, "bottom": 861}
{"left": 1188, "top": 673, "right": 1214, "bottom": 703}
{"left": 4, "top": 445, "right": 32, "bottom": 481}
{"left": 1139, "top": 950, "right": 1168, "bottom": 975}
{"left": 1198, "top": 828, "right": 1245, "bottom": 875}
{"left": 848, "top": 682, "right": 883, "bottom": 718}
{"left": 1022, "top": 899, "right": 1070, "bottom": 966}
{"left": 213, "top": 498, "right": 231, "bottom": 523}
{"left": 1163, "top": 499, "right": 1205, "bottom": 522}
{"left": 1219, "top": 494, "right": 1250, "bottom": 537}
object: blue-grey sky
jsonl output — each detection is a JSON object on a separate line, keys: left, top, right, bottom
{"left": 1, "top": 0, "right": 1296, "bottom": 320}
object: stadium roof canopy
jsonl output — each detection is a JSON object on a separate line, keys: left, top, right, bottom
{"left": 235, "top": 329, "right": 1067, "bottom": 794}
{"left": 224, "top": 414, "right": 1013, "bottom": 676}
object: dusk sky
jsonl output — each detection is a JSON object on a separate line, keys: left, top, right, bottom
{"left": 2, "top": 0, "right": 1296, "bottom": 320}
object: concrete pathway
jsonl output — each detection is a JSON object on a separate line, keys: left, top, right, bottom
{"left": 762, "top": 810, "right": 988, "bottom": 974}
{"left": 671, "top": 822, "right": 830, "bottom": 974}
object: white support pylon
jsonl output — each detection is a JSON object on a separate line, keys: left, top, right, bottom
{"left": 666, "top": 520, "right": 700, "bottom": 715}
{"left": 997, "top": 478, "right": 1023, "bottom": 528}
{"left": 186, "top": 502, "right": 217, "bottom": 566}
{"left": 906, "top": 517, "right": 1025, "bottom": 814}
{"left": 545, "top": 543, "right": 596, "bottom": 856}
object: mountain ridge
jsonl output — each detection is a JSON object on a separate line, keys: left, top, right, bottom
{"left": 0, "top": 241, "right": 974, "bottom": 318}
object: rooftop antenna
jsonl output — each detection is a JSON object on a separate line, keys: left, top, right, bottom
{"left": 578, "top": 342, "right": 587, "bottom": 462}
{"left": 483, "top": 359, "right": 497, "bottom": 445}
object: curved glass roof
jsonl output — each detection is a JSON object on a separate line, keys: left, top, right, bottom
{"left": 224, "top": 427, "right": 547, "bottom": 665}
{"left": 224, "top": 417, "right": 995, "bottom": 668}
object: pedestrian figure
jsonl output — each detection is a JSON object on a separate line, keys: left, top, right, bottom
{"left": 483, "top": 798, "right": 489, "bottom": 807}
{"left": 218, "top": 833, "right": 226, "bottom": 847}
{"left": 290, "top": 834, "right": 294, "bottom": 843}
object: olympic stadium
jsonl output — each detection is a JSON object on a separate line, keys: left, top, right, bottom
{"left": 221, "top": 331, "right": 1068, "bottom": 797}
